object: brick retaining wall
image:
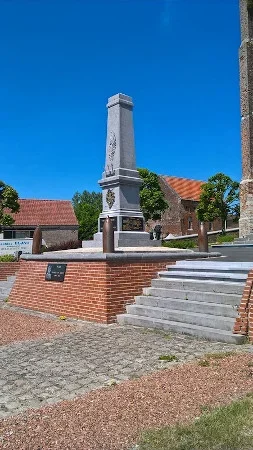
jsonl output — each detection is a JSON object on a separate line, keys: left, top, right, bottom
{"left": 9, "top": 258, "right": 174, "bottom": 323}
{"left": 234, "top": 269, "right": 253, "bottom": 341}
{"left": 0, "top": 262, "right": 20, "bottom": 281}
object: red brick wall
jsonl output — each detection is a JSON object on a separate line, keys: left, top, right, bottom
{"left": 234, "top": 269, "right": 253, "bottom": 341}
{"left": 9, "top": 259, "right": 174, "bottom": 323}
{"left": 0, "top": 262, "right": 20, "bottom": 281}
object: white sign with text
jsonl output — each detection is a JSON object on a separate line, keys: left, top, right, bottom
{"left": 0, "top": 239, "right": 33, "bottom": 256}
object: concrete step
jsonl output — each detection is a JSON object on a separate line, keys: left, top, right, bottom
{"left": 0, "top": 281, "right": 14, "bottom": 289}
{"left": 167, "top": 265, "right": 250, "bottom": 274}
{"left": 159, "top": 270, "right": 247, "bottom": 282}
{"left": 173, "top": 261, "right": 253, "bottom": 271}
{"left": 126, "top": 304, "right": 235, "bottom": 331}
{"left": 151, "top": 278, "right": 245, "bottom": 295}
{"left": 0, "top": 279, "right": 15, "bottom": 300}
{"left": 0, "top": 287, "right": 12, "bottom": 296}
{"left": 143, "top": 287, "right": 241, "bottom": 306}
{"left": 7, "top": 276, "right": 16, "bottom": 282}
{"left": 117, "top": 314, "right": 245, "bottom": 344}
{"left": 0, "top": 281, "right": 13, "bottom": 292}
{"left": 135, "top": 295, "right": 238, "bottom": 318}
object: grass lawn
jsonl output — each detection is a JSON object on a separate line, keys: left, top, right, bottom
{"left": 137, "top": 394, "right": 253, "bottom": 450}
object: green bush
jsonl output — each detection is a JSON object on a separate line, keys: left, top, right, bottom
{"left": 216, "top": 234, "right": 235, "bottom": 244}
{"left": 162, "top": 239, "right": 196, "bottom": 249}
{"left": 0, "top": 254, "right": 16, "bottom": 262}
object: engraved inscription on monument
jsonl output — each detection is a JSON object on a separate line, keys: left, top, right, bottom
{"left": 99, "top": 217, "right": 118, "bottom": 232}
{"left": 122, "top": 217, "right": 144, "bottom": 231}
{"left": 45, "top": 264, "right": 67, "bottom": 282}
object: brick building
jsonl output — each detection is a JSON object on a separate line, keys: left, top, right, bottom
{"left": 2, "top": 199, "right": 78, "bottom": 246}
{"left": 149, "top": 176, "right": 222, "bottom": 237}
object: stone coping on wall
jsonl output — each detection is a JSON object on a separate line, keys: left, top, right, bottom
{"left": 20, "top": 251, "right": 221, "bottom": 262}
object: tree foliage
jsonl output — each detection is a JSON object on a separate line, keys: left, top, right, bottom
{"left": 0, "top": 180, "right": 20, "bottom": 230}
{"left": 196, "top": 173, "right": 239, "bottom": 232}
{"left": 138, "top": 168, "right": 169, "bottom": 222}
{"left": 72, "top": 190, "right": 102, "bottom": 240}
{"left": 247, "top": 0, "right": 253, "bottom": 11}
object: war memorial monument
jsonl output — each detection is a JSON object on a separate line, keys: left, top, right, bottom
{"left": 83, "top": 92, "right": 159, "bottom": 248}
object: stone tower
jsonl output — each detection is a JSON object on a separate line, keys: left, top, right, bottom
{"left": 239, "top": 0, "right": 253, "bottom": 237}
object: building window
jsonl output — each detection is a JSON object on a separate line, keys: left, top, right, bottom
{"left": 3, "top": 230, "right": 34, "bottom": 239}
{"left": 188, "top": 217, "right": 193, "bottom": 230}
{"left": 3, "top": 230, "right": 13, "bottom": 239}
{"left": 208, "top": 222, "right": 213, "bottom": 231}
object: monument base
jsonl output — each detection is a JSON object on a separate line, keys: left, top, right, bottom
{"left": 82, "top": 231, "right": 161, "bottom": 248}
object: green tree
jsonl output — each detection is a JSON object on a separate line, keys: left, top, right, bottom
{"left": 138, "top": 168, "right": 169, "bottom": 222}
{"left": 0, "top": 181, "right": 20, "bottom": 231}
{"left": 196, "top": 173, "right": 239, "bottom": 233}
{"left": 72, "top": 190, "right": 102, "bottom": 240}
{"left": 247, "top": 0, "right": 253, "bottom": 11}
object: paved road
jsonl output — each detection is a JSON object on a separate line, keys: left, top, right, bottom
{"left": 1, "top": 323, "right": 253, "bottom": 419}
{"left": 209, "top": 246, "right": 253, "bottom": 262}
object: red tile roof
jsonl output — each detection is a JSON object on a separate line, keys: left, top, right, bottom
{"left": 163, "top": 176, "right": 205, "bottom": 201}
{"left": 9, "top": 199, "right": 78, "bottom": 226}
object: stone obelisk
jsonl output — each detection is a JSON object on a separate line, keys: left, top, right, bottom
{"left": 92, "top": 93, "right": 157, "bottom": 247}
{"left": 239, "top": 0, "right": 253, "bottom": 237}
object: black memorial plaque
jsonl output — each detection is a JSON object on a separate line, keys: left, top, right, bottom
{"left": 99, "top": 217, "right": 118, "bottom": 232}
{"left": 45, "top": 264, "right": 67, "bottom": 282}
{"left": 122, "top": 217, "right": 144, "bottom": 231}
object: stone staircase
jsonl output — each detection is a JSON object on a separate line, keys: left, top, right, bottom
{"left": 0, "top": 276, "right": 16, "bottom": 301}
{"left": 117, "top": 261, "right": 253, "bottom": 344}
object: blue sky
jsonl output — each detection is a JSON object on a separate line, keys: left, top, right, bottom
{"left": 1, "top": 0, "right": 240, "bottom": 200}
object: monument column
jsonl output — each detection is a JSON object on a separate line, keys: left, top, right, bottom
{"left": 92, "top": 93, "right": 158, "bottom": 247}
{"left": 239, "top": 0, "right": 253, "bottom": 237}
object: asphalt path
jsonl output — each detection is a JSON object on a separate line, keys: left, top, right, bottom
{"left": 208, "top": 245, "right": 253, "bottom": 262}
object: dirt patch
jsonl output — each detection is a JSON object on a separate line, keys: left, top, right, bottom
{"left": 0, "top": 309, "right": 75, "bottom": 345}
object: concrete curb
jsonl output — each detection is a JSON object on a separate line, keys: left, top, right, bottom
{"left": 20, "top": 251, "right": 222, "bottom": 262}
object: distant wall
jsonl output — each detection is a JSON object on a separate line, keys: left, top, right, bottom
{"left": 164, "top": 228, "right": 239, "bottom": 245}
{"left": 42, "top": 228, "right": 78, "bottom": 247}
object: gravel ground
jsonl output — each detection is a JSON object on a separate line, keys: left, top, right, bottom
{"left": 0, "top": 309, "right": 75, "bottom": 345}
{"left": 2, "top": 317, "right": 252, "bottom": 418}
{"left": 0, "top": 353, "right": 253, "bottom": 450}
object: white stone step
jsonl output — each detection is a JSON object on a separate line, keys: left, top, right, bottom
{"left": 117, "top": 314, "right": 245, "bottom": 344}
{"left": 174, "top": 261, "right": 253, "bottom": 271}
{"left": 7, "top": 276, "right": 16, "bottom": 282}
{"left": 143, "top": 287, "right": 241, "bottom": 306}
{"left": 167, "top": 265, "right": 251, "bottom": 274}
{"left": 151, "top": 278, "right": 245, "bottom": 295}
{"left": 159, "top": 271, "right": 247, "bottom": 282}
{"left": 135, "top": 296, "right": 238, "bottom": 318}
{"left": 126, "top": 304, "right": 235, "bottom": 331}
{"left": 0, "top": 278, "right": 16, "bottom": 301}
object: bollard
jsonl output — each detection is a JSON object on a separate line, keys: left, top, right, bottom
{"left": 198, "top": 222, "right": 208, "bottom": 253}
{"left": 103, "top": 216, "right": 115, "bottom": 253}
{"left": 32, "top": 226, "right": 42, "bottom": 254}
